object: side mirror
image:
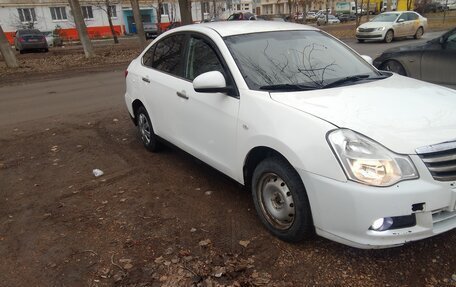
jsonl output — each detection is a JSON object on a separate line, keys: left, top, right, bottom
{"left": 193, "top": 71, "right": 229, "bottom": 93}
{"left": 397, "top": 18, "right": 405, "bottom": 23}
{"left": 361, "top": 55, "right": 373, "bottom": 65}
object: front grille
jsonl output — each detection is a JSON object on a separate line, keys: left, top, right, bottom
{"left": 416, "top": 141, "right": 456, "bottom": 181}
{"left": 359, "top": 28, "right": 375, "bottom": 32}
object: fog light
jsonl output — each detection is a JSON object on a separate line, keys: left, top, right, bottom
{"left": 370, "top": 217, "right": 394, "bottom": 231}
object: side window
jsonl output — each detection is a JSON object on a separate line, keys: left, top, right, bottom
{"left": 142, "top": 44, "right": 155, "bottom": 67}
{"left": 398, "top": 13, "right": 407, "bottom": 22}
{"left": 151, "top": 34, "right": 185, "bottom": 76}
{"left": 446, "top": 32, "right": 456, "bottom": 50}
{"left": 185, "top": 37, "right": 226, "bottom": 81}
{"left": 407, "top": 12, "right": 418, "bottom": 21}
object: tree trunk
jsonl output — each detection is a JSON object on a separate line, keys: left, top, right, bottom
{"left": 130, "top": 0, "right": 146, "bottom": 47}
{"left": 200, "top": 1, "right": 205, "bottom": 21}
{"left": 105, "top": 0, "right": 119, "bottom": 44}
{"left": 68, "top": 0, "right": 95, "bottom": 58}
{"left": 366, "top": 0, "right": 370, "bottom": 21}
{"left": 178, "top": 0, "right": 193, "bottom": 25}
{"left": 386, "top": 0, "right": 391, "bottom": 11}
{"left": 0, "top": 25, "right": 19, "bottom": 68}
{"left": 157, "top": 1, "right": 162, "bottom": 34}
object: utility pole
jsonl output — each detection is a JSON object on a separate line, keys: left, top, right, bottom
{"left": 68, "top": 0, "right": 95, "bottom": 58}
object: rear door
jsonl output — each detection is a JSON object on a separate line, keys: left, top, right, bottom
{"left": 136, "top": 33, "right": 189, "bottom": 143}
{"left": 405, "top": 12, "right": 419, "bottom": 36}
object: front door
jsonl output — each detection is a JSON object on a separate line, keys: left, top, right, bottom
{"left": 175, "top": 34, "right": 240, "bottom": 176}
{"left": 421, "top": 30, "right": 456, "bottom": 87}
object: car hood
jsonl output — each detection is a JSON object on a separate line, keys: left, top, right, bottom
{"left": 359, "top": 21, "right": 393, "bottom": 28}
{"left": 269, "top": 74, "right": 456, "bottom": 154}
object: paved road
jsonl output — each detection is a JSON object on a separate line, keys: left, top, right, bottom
{"left": 0, "top": 70, "right": 124, "bottom": 127}
{"left": 0, "top": 29, "right": 449, "bottom": 127}
{"left": 342, "top": 30, "right": 446, "bottom": 58}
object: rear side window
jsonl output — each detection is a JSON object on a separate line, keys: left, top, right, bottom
{"left": 406, "top": 12, "right": 418, "bottom": 21}
{"left": 142, "top": 45, "right": 155, "bottom": 67}
{"left": 151, "top": 34, "right": 186, "bottom": 76}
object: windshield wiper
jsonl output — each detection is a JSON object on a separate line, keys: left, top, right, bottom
{"left": 259, "top": 83, "right": 318, "bottom": 91}
{"left": 322, "top": 74, "right": 387, "bottom": 89}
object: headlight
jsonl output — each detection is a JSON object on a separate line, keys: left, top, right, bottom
{"left": 327, "top": 129, "right": 418, "bottom": 187}
{"left": 377, "top": 27, "right": 386, "bottom": 31}
{"left": 356, "top": 27, "right": 360, "bottom": 32}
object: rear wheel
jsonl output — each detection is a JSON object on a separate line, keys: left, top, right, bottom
{"left": 381, "top": 60, "right": 406, "bottom": 75}
{"left": 414, "top": 27, "right": 424, "bottom": 39}
{"left": 252, "top": 157, "right": 313, "bottom": 242}
{"left": 136, "top": 106, "right": 161, "bottom": 152}
{"left": 384, "top": 30, "right": 394, "bottom": 43}
{"left": 19, "top": 50, "right": 24, "bottom": 54}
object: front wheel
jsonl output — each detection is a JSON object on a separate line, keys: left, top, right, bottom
{"left": 136, "top": 106, "right": 161, "bottom": 152}
{"left": 384, "top": 30, "right": 394, "bottom": 43}
{"left": 252, "top": 157, "right": 313, "bottom": 242}
{"left": 414, "top": 27, "right": 423, "bottom": 39}
{"left": 357, "top": 39, "right": 365, "bottom": 43}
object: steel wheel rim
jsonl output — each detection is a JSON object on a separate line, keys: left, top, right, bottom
{"left": 257, "top": 173, "right": 295, "bottom": 230}
{"left": 138, "top": 113, "right": 151, "bottom": 145}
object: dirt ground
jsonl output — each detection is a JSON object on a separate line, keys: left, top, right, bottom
{"left": 0, "top": 24, "right": 455, "bottom": 287}
{"left": 0, "top": 98, "right": 455, "bottom": 286}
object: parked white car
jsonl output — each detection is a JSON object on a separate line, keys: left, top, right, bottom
{"left": 317, "top": 14, "right": 341, "bottom": 25}
{"left": 125, "top": 21, "right": 456, "bottom": 249}
{"left": 356, "top": 11, "right": 427, "bottom": 43}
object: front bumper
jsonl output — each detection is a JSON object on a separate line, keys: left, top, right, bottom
{"left": 356, "top": 31, "right": 386, "bottom": 40}
{"left": 298, "top": 155, "right": 456, "bottom": 249}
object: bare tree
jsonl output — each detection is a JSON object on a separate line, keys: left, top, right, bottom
{"left": 68, "top": 0, "right": 95, "bottom": 58}
{"left": 366, "top": 0, "right": 370, "bottom": 21}
{"left": 93, "top": 0, "right": 119, "bottom": 43}
{"left": 0, "top": 25, "right": 19, "bottom": 68}
{"left": 131, "top": 0, "right": 147, "bottom": 47}
{"left": 178, "top": 0, "right": 193, "bottom": 25}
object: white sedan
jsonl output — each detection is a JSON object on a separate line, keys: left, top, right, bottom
{"left": 356, "top": 11, "right": 427, "bottom": 43}
{"left": 125, "top": 21, "right": 456, "bottom": 249}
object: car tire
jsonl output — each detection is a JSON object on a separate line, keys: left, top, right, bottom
{"left": 252, "top": 156, "right": 313, "bottom": 242}
{"left": 381, "top": 60, "right": 406, "bottom": 76}
{"left": 19, "top": 50, "right": 24, "bottom": 54}
{"left": 357, "top": 39, "right": 365, "bottom": 43}
{"left": 136, "top": 106, "right": 161, "bottom": 152}
{"left": 414, "top": 27, "right": 424, "bottom": 39}
{"left": 384, "top": 30, "right": 394, "bottom": 43}
{"left": 44, "top": 48, "right": 49, "bottom": 52}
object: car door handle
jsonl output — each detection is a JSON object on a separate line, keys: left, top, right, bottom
{"left": 176, "top": 91, "right": 189, "bottom": 100}
{"left": 142, "top": 77, "right": 150, "bottom": 83}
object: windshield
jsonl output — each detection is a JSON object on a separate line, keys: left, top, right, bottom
{"left": 224, "top": 30, "right": 380, "bottom": 90}
{"left": 371, "top": 13, "right": 399, "bottom": 22}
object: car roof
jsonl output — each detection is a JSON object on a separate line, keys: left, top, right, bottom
{"left": 170, "top": 21, "right": 317, "bottom": 37}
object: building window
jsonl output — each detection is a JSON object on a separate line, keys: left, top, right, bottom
{"left": 160, "top": 3, "right": 170, "bottom": 15}
{"left": 18, "top": 8, "right": 36, "bottom": 22}
{"left": 109, "top": 5, "right": 117, "bottom": 18}
{"left": 81, "top": 6, "right": 93, "bottom": 19}
{"left": 50, "top": 7, "right": 67, "bottom": 20}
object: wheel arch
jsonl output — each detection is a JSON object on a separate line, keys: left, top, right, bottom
{"left": 243, "top": 146, "right": 299, "bottom": 190}
{"left": 131, "top": 99, "right": 145, "bottom": 125}
{"left": 380, "top": 58, "right": 408, "bottom": 76}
